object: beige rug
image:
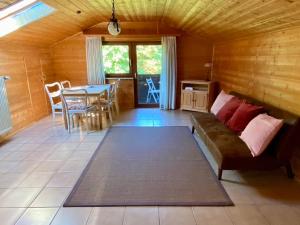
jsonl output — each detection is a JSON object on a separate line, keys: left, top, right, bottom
{"left": 64, "top": 126, "right": 233, "bottom": 206}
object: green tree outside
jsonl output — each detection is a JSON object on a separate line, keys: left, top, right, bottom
{"left": 102, "top": 45, "right": 162, "bottom": 75}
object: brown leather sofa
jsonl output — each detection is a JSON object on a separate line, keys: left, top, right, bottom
{"left": 191, "top": 91, "right": 300, "bottom": 180}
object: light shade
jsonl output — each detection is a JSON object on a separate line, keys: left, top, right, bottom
{"left": 108, "top": 21, "right": 121, "bottom": 36}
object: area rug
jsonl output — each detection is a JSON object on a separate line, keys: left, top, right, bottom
{"left": 64, "top": 126, "right": 233, "bottom": 206}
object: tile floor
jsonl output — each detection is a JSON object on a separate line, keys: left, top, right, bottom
{"left": 0, "top": 109, "right": 300, "bottom": 225}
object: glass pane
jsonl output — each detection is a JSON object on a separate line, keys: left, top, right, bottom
{"left": 136, "top": 45, "right": 162, "bottom": 75}
{"left": 0, "top": 2, "right": 55, "bottom": 37}
{"left": 136, "top": 44, "right": 161, "bottom": 105}
{"left": 102, "top": 45, "right": 130, "bottom": 74}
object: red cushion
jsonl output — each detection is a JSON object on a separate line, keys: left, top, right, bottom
{"left": 226, "top": 102, "right": 264, "bottom": 133}
{"left": 216, "top": 97, "right": 243, "bottom": 123}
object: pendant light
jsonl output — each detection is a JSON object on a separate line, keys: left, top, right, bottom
{"left": 107, "top": 0, "right": 121, "bottom": 36}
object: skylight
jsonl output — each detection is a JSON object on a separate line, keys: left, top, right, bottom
{"left": 0, "top": 1, "right": 55, "bottom": 37}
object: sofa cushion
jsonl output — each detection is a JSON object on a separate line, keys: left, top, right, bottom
{"left": 210, "top": 90, "right": 234, "bottom": 115}
{"left": 226, "top": 102, "right": 264, "bottom": 133}
{"left": 216, "top": 97, "right": 243, "bottom": 123}
{"left": 192, "top": 112, "right": 252, "bottom": 162}
{"left": 240, "top": 114, "right": 284, "bottom": 157}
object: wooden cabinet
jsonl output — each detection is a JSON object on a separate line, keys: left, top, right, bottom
{"left": 180, "top": 80, "right": 216, "bottom": 112}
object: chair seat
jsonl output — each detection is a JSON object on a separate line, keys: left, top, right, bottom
{"left": 68, "top": 103, "right": 95, "bottom": 111}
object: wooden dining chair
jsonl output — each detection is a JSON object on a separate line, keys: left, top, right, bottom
{"left": 60, "top": 80, "right": 71, "bottom": 89}
{"left": 98, "top": 84, "right": 114, "bottom": 124}
{"left": 44, "top": 82, "right": 63, "bottom": 119}
{"left": 112, "top": 79, "right": 120, "bottom": 115}
{"left": 60, "top": 89, "right": 99, "bottom": 133}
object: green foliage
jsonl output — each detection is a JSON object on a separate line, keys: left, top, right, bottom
{"left": 102, "top": 44, "right": 162, "bottom": 75}
{"left": 137, "top": 45, "right": 162, "bottom": 75}
{"left": 103, "top": 45, "right": 130, "bottom": 74}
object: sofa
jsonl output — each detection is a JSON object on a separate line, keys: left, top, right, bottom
{"left": 191, "top": 91, "right": 300, "bottom": 180}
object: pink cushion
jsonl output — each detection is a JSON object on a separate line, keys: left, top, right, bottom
{"left": 210, "top": 90, "right": 234, "bottom": 115}
{"left": 240, "top": 114, "right": 284, "bottom": 157}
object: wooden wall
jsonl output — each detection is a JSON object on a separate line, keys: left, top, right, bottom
{"left": 177, "top": 35, "right": 213, "bottom": 106}
{"left": 212, "top": 26, "right": 300, "bottom": 177}
{"left": 51, "top": 34, "right": 87, "bottom": 86}
{"left": 51, "top": 33, "right": 213, "bottom": 109}
{"left": 0, "top": 43, "right": 54, "bottom": 137}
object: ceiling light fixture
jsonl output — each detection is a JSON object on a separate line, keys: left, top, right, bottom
{"left": 107, "top": 0, "right": 121, "bottom": 36}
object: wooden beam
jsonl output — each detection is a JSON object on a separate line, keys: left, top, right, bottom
{"left": 83, "top": 22, "right": 182, "bottom": 37}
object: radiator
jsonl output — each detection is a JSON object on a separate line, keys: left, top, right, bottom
{"left": 0, "top": 76, "right": 12, "bottom": 135}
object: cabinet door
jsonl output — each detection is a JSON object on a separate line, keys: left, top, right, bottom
{"left": 181, "top": 91, "right": 193, "bottom": 109}
{"left": 193, "top": 91, "right": 208, "bottom": 111}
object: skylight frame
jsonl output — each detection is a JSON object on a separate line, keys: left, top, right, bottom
{"left": 0, "top": 1, "right": 55, "bottom": 38}
{"left": 0, "top": 0, "right": 38, "bottom": 20}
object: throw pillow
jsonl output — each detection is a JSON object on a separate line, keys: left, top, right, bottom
{"left": 210, "top": 90, "right": 234, "bottom": 115}
{"left": 240, "top": 114, "right": 284, "bottom": 157}
{"left": 226, "top": 102, "right": 264, "bottom": 133}
{"left": 216, "top": 97, "right": 243, "bottom": 123}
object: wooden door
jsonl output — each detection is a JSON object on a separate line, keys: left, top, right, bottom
{"left": 193, "top": 91, "right": 208, "bottom": 111}
{"left": 181, "top": 90, "right": 193, "bottom": 109}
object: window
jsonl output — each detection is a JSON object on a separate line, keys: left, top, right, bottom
{"left": 0, "top": 1, "right": 55, "bottom": 37}
{"left": 102, "top": 44, "right": 130, "bottom": 75}
{"left": 136, "top": 45, "right": 162, "bottom": 75}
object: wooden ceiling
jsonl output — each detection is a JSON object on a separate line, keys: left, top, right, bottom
{"left": 0, "top": 0, "right": 300, "bottom": 46}
{"left": 0, "top": 0, "right": 18, "bottom": 9}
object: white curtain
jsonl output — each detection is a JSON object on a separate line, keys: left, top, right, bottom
{"left": 86, "top": 37, "right": 105, "bottom": 84}
{"left": 160, "top": 36, "right": 177, "bottom": 110}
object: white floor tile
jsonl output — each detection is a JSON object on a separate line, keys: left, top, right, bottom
{"left": 0, "top": 188, "right": 41, "bottom": 207}
{"left": 87, "top": 207, "right": 125, "bottom": 225}
{"left": 30, "top": 187, "right": 71, "bottom": 207}
{"left": 15, "top": 208, "right": 58, "bottom": 225}
{"left": 0, "top": 208, "right": 25, "bottom": 225}
{"left": 50, "top": 207, "right": 92, "bottom": 225}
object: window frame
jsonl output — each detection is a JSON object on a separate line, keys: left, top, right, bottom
{"left": 103, "top": 41, "right": 161, "bottom": 78}
{"left": 102, "top": 42, "right": 133, "bottom": 78}
{"left": 135, "top": 42, "right": 162, "bottom": 76}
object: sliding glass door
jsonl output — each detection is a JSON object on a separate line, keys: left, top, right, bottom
{"left": 102, "top": 42, "right": 162, "bottom": 108}
{"left": 135, "top": 44, "right": 162, "bottom": 107}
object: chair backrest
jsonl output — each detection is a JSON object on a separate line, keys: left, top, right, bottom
{"left": 113, "top": 79, "right": 120, "bottom": 100}
{"left": 60, "top": 89, "right": 88, "bottom": 113}
{"left": 114, "top": 79, "right": 121, "bottom": 89}
{"left": 108, "top": 82, "right": 116, "bottom": 101}
{"left": 45, "top": 82, "right": 62, "bottom": 106}
{"left": 146, "top": 78, "right": 157, "bottom": 91}
{"left": 60, "top": 80, "right": 71, "bottom": 89}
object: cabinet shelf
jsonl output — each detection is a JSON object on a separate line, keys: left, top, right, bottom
{"left": 180, "top": 80, "right": 216, "bottom": 112}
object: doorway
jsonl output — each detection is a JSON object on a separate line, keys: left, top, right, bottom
{"left": 102, "top": 42, "right": 162, "bottom": 108}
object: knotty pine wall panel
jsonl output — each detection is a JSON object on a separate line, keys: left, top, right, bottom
{"left": 177, "top": 35, "right": 213, "bottom": 107}
{"left": 51, "top": 34, "right": 88, "bottom": 86}
{"left": 0, "top": 43, "right": 54, "bottom": 137}
{"left": 212, "top": 26, "right": 300, "bottom": 177}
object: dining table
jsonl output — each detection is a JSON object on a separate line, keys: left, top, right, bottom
{"left": 62, "top": 84, "right": 111, "bottom": 96}
{"left": 61, "top": 84, "right": 111, "bottom": 130}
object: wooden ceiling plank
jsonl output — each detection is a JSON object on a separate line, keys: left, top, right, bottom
{"left": 210, "top": 3, "right": 300, "bottom": 37}
{"left": 200, "top": 0, "right": 295, "bottom": 35}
